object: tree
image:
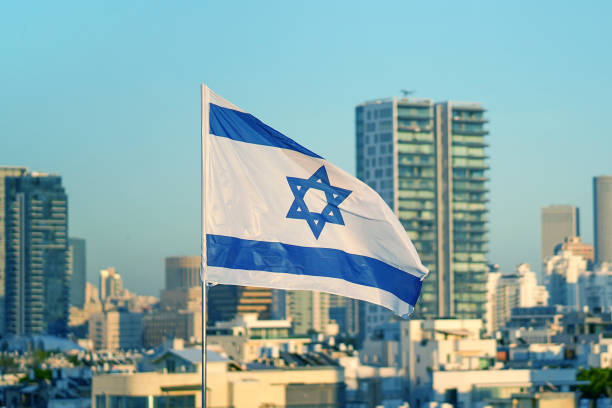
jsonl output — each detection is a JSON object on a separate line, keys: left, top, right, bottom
{"left": 578, "top": 368, "right": 612, "bottom": 400}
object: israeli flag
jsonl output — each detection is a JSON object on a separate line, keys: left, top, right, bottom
{"left": 202, "top": 85, "right": 428, "bottom": 317}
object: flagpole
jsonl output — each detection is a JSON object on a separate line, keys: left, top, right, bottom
{"left": 200, "top": 83, "right": 209, "bottom": 408}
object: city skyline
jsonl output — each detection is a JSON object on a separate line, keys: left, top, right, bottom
{"left": 1, "top": 1, "right": 611, "bottom": 295}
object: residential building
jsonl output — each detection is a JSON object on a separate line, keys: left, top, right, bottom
{"left": 68, "top": 238, "right": 86, "bottom": 308}
{"left": 356, "top": 97, "right": 489, "bottom": 319}
{"left": 555, "top": 236, "right": 594, "bottom": 267}
{"left": 485, "top": 264, "right": 502, "bottom": 334}
{"left": 207, "top": 313, "right": 310, "bottom": 362}
{"left": 553, "top": 309, "right": 612, "bottom": 344}
{"left": 4, "top": 170, "right": 69, "bottom": 336}
{"left": 361, "top": 317, "right": 498, "bottom": 407}
{"left": 142, "top": 309, "right": 202, "bottom": 348}
{"left": 545, "top": 250, "right": 587, "bottom": 308}
{"left": 502, "top": 306, "right": 563, "bottom": 344}
{"left": 99, "top": 267, "right": 123, "bottom": 301}
{"left": 594, "top": 175, "right": 612, "bottom": 264}
{"left": 488, "top": 264, "right": 549, "bottom": 332}
{"left": 578, "top": 262, "right": 612, "bottom": 311}
{"left": 92, "top": 348, "right": 345, "bottom": 408}
{"left": 338, "top": 353, "right": 406, "bottom": 408}
{"left": 541, "top": 205, "right": 579, "bottom": 266}
{"left": 286, "top": 290, "right": 334, "bottom": 335}
{"left": 0, "top": 166, "right": 28, "bottom": 335}
{"left": 419, "top": 369, "right": 580, "bottom": 408}
{"left": 89, "top": 309, "right": 143, "bottom": 351}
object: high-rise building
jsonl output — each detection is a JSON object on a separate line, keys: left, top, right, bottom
{"left": 0, "top": 166, "right": 28, "bottom": 334}
{"left": 3, "top": 170, "right": 69, "bottom": 336}
{"left": 356, "top": 97, "right": 489, "bottom": 319}
{"left": 99, "top": 267, "right": 124, "bottom": 301}
{"left": 165, "top": 256, "right": 200, "bottom": 290}
{"left": 286, "top": 290, "right": 332, "bottom": 335}
{"left": 594, "top": 176, "right": 612, "bottom": 265}
{"left": 208, "top": 285, "right": 273, "bottom": 325}
{"left": 68, "top": 238, "right": 86, "bottom": 308}
{"left": 541, "top": 205, "right": 579, "bottom": 263}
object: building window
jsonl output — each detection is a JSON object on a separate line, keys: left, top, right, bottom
{"left": 109, "top": 396, "right": 148, "bottom": 408}
{"left": 95, "top": 395, "right": 106, "bottom": 408}
{"left": 154, "top": 395, "right": 196, "bottom": 408}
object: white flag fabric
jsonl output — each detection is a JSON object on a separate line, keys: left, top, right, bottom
{"left": 201, "top": 85, "right": 428, "bottom": 317}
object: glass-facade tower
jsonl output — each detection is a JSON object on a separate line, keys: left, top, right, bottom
{"left": 356, "top": 98, "right": 489, "bottom": 319}
{"left": 4, "top": 172, "right": 69, "bottom": 335}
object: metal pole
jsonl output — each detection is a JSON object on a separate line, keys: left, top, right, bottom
{"left": 200, "top": 83, "right": 209, "bottom": 408}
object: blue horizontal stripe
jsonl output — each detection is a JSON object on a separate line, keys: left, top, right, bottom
{"left": 206, "top": 234, "right": 423, "bottom": 306}
{"left": 209, "top": 104, "right": 322, "bottom": 159}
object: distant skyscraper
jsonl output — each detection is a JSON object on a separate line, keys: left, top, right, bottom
{"left": 99, "top": 267, "right": 124, "bottom": 300}
{"left": 68, "top": 238, "right": 86, "bottom": 308}
{"left": 356, "top": 97, "right": 489, "bottom": 319}
{"left": 0, "top": 166, "right": 28, "bottom": 334}
{"left": 541, "top": 205, "right": 579, "bottom": 263}
{"left": 594, "top": 176, "right": 612, "bottom": 265}
{"left": 165, "top": 256, "right": 200, "bottom": 290}
{"left": 4, "top": 170, "right": 69, "bottom": 336}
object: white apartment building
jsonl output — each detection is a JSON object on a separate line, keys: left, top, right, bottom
{"left": 578, "top": 262, "right": 612, "bottom": 311}
{"left": 486, "top": 264, "right": 548, "bottom": 334}
{"left": 207, "top": 313, "right": 311, "bottom": 362}
{"left": 545, "top": 250, "right": 587, "bottom": 308}
{"left": 418, "top": 368, "right": 580, "bottom": 408}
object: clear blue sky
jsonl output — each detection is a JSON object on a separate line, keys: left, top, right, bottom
{"left": 1, "top": 1, "right": 610, "bottom": 295}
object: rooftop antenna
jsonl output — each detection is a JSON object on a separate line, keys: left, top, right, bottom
{"left": 401, "top": 89, "right": 416, "bottom": 98}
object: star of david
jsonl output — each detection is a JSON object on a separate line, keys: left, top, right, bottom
{"left": 286, "top": 166, "right": 352, "bottom": 239}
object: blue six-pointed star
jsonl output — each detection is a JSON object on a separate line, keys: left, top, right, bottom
{"left": 286, "top": 166, "right": 352, "bottom": 239}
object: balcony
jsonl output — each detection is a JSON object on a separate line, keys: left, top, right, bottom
{"left": 398, "top": 124, "right": 434, "bottom": 133}
{"left": 452, "top": 128, "right": 489, "bottom": 136}
{"left": 452, "top": 116, "right": 488, "bottom": 123}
